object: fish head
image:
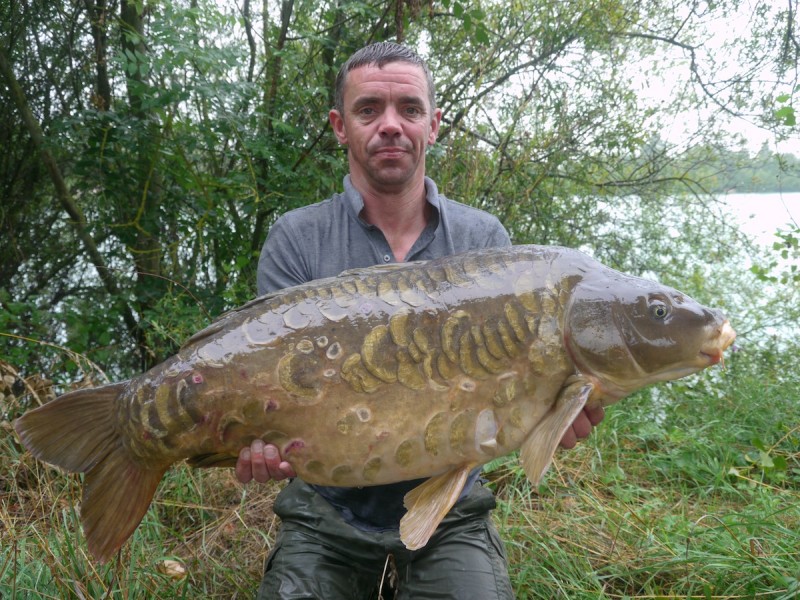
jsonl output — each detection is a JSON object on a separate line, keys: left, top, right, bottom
{"left": 564, "top": 273, "right": 736, "bottom": 401}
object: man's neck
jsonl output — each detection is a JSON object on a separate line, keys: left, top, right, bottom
{"left": 354, "top": 176, "right": 430, "bottom": 262}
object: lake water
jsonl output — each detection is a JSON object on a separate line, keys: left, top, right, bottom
{"left": 721, "top": 192, "right": 800, "bottom": 250}
{"left": 720, "top": 192, "right": 798, "bottom": 344}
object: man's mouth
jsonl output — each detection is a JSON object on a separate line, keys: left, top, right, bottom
{"left": 373, "top": 146, "right": 407, "bottom": 158}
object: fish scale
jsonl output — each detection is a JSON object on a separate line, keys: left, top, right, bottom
{"left": 14, "top": 245, "right": 736, "bottom": 561}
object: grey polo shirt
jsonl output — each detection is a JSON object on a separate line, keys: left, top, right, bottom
{"left": 257, "top": 175, "right": 510, "bottom": 294}
{"left": 256, "top": 175, "right": 511, "bottom": 531}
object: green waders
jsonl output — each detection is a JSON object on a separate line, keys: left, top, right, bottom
{"left": 257, "top": 479, "right": 515, "bottom": 599}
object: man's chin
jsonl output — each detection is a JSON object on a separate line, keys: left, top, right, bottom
{"left": 367, "top": 167, "right": 416, "bottom": 188}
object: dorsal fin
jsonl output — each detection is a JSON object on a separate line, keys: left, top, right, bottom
{"left": 337, "top": 262, "right": 425, "bottom": 278}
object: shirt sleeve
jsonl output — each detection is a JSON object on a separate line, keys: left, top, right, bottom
{"left": 256, "top": 217, "right": 312, "bottom": 295}
{"left": 466, "top": 211, "right": 512, "bottom": 250}
{"left": 485, "top": 219, "right": 512, "bottom": 249}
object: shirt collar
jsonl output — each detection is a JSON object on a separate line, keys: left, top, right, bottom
{"left": 342, "top": 175, "right": 442, "bottom": 225}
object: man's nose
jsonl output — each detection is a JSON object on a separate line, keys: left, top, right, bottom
{"left": 378, "top": 107, "right": 403, "bottom": 137}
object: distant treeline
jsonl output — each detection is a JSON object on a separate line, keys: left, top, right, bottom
{"left": 712, "top": 145, "right": 800, "bottom": 193}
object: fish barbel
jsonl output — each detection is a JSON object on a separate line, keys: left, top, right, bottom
{"left": 14, "top": 245, "right": 736, "bottom": 561}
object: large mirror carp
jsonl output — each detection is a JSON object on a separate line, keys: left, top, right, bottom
{"left": 14, "top": 245, "right": 736, "bottom": 562}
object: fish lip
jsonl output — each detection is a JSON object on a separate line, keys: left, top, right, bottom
{"left": 698, "top": 350, "right": 722, "bottom": 365}
{"left": 698, "top": 320, "right": 737, "bottom": 366}
{"left": 718, "top": 320, "right": 737, "bottom": 347}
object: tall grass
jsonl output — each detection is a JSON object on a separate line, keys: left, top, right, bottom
{"left": 491, "top": 345, "right": 800, "bottom": 599}
{"left": 1, "top": 343, "right": 798, "bottom": 599}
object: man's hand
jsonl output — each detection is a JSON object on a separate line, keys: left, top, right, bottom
{"left": 235, "top": 439, "right": 296, "bottom": 484}
{"left": 559, "top": 405, "right": 605, "bottom": 449}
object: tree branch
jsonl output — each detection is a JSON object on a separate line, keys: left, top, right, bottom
{"left": 0, "top": 46, "right": 139, "bottom": 337}
{"left": 242, "top": 0, "right": 257, "bottom": 83}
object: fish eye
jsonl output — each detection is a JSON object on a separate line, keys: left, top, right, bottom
{"left": 649, "top": 302, "right": 669, "bottom": 320}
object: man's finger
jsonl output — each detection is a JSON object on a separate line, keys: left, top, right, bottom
{"left": 571, "top": 410, "right": 593, "bottom": 440}
{"left": 263, "top": 444, "right": 284, "bottom": 481}
{"left": 277, "top": 460, "right": 297, "bottom": 479}
{"left": 559, "top": 426, "right": 578, "bottom": 449}
{"left": 585, "top": 405, "right": 605, "bottom": 426}
{"left": 235, "top": 447, "right": 253, "bottom": 483}
{"left": 250, "top": 439, "right": 270, "bottom": 483}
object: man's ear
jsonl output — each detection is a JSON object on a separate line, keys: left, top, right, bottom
{"left": 428, "top": 108, "right": 442, "bottom": 145}
{"left": 330, "top": 109, "right": 347, "bottom": 145}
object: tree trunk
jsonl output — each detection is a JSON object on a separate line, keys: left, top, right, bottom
{"left": 120, "top": 0, "right": 167, "bottom": 369}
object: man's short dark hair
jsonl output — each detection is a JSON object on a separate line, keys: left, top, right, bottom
{"left": 333, "top": 42, "right": 436, "bottom": 115}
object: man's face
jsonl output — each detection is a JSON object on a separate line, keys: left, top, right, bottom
{"left": 330, "top": 61, "right": 441, "bottom": 192}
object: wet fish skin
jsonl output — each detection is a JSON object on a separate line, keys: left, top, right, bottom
{"left": 13, "top": 245, "right": 736, "bottom": 561}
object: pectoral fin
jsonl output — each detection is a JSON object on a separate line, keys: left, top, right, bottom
{"left": 519, "top": 380, "right": 593, "bottom": 485}
{"left": 400, "top": 464, "right": 475, "bottom": 550}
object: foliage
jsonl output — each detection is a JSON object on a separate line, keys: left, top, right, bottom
{"left": 774, "top": 85, "right": 800, "bottom": 127}
{"left": 695, "top": 143, "right": 800, "bottom": 194}
{"left": 1, "top": 0, "right": 799, "bottom": 380}
{"left": 750, "top": 224, "right": 800, "bottom": 286}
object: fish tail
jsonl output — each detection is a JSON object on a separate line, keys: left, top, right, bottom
{"left": 14, "top": 382, "right": 167, "bottom": 562}
{"left": 82, "top": 439, "right": 167, "bottom": 562}
{"left": 14, "top": 383, "right": 126, "bottom": 472}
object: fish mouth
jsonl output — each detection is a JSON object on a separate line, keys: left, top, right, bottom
{"left": 699, "top": 320, "right": 737, "bottom": 366}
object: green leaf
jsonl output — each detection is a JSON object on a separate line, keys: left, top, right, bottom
{"left": 475, "top": 24, "right": 490, "bottom": 44}
{"left": 774, "top": 105, "right": 796, "bottom": 126}
{"left": 772, "top": 455, "right": 788, "bottom": 471}
{"left": 758, "top": 451, "right": 774, "bottom": 469}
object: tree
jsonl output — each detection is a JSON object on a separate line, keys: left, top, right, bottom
{"left": 1, "top": 0, "right": 798, "bottom": 381}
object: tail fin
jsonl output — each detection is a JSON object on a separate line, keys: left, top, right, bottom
{"left": 14, "top": 383, "right": 123, "bottom": 472}
{"left": 82, "top": 443, "right": 167, "bottom": 561}
{"left": 14, "top": 383, "right": 166, "bottom": 562}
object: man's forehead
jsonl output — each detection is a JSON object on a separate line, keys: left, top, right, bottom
{"left": 344, "top": 62, "right": 429, "bottom": 99}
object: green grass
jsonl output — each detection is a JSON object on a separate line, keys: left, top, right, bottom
{"left": 1, "top": 345, "right": 798, "bottom": 599}
{"left": 489, "top": 347, "right": 800, "bottom": 599}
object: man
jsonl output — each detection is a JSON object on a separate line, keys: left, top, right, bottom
{"left": 236, "top": 42, "right": 604, "bottom": 599}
